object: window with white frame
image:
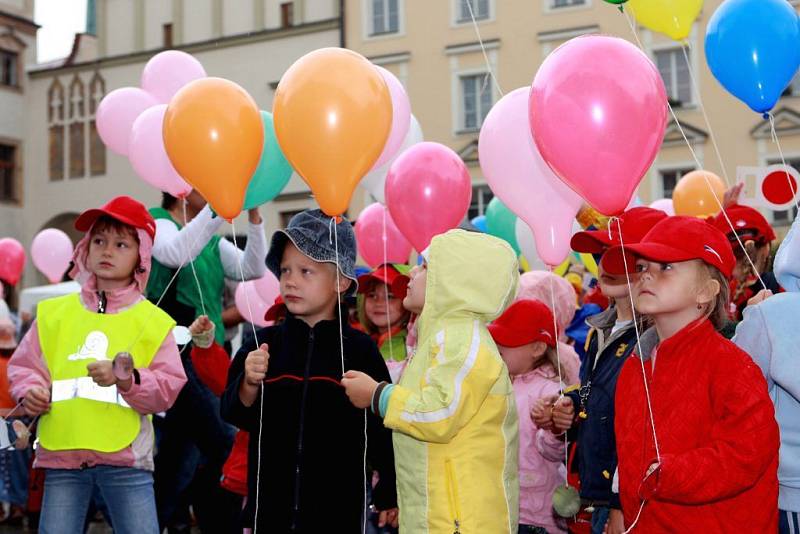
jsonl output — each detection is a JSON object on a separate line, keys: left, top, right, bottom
{"left": 768, "top": 157, "right": 800, "bottom": 224}
{"left": 659, "top": 167, "right": 694, "bottom": 198}
{"left": 460, "top": 73, "right": 492, "bottom": 131}
{"left": 468, "top": 185, "right": 494, "bottom": 220}
{"left": 549, "top": 0, "right": 586, "bottom": 8}
{"left": 370, "top": 0, "right": 399, "bottom": 36}
{"left": 457, "top": 0, "right": 489, "bottom": 22}
{"left": 655, "top": 48, "right": 692, "bottom": 107}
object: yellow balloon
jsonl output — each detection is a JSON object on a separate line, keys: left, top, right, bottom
{"left": 553, "top": 259, "right": 571, "bottom": 277}
{"left": 519, "top": 256, "right": 531, "bottom": 273}
{"left": 628, "top": 0, "right": 704, "bottom": 41}
{"left": 579, "top": 253, "right": 599, "bottom": 277}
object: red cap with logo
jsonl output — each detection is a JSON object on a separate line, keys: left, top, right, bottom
{"left": 75, "top": 196, "right": 157, "bottom": 240}
{"left": 601, "top": 216, "right": 736, "bottom": 279}
{"left": 488, "top": 299, "right": 557, "bottom": 348}
{"left": 709, "top": 204, "right": 776, "bottom": 246}
{"left": 357, "top": 264, "right": 410, "bottom": 300}
{"left": 571, "top": 207, "right": 668, "bottom": 254}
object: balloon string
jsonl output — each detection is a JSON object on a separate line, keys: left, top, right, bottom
{"left": 464, "top": 0, "right": 504, "bottom": 98}
{"left": 381, "top": 209, "right": 395, "bottom": 362}
{"left": 182, "top": 201, "right": 207, "bottom": 316}
{"left": 547, "top": 270, "right": 569, "bottom": 487}
{"left": 768, "top": 113, "right": 800, "bottom": 214}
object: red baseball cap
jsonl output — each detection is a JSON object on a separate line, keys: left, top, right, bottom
{"left": 709, "top": 204, "right": 776, "bottom": 246}
{"left": 75, "top": 196, "right": 157, "bottom": 240}
{"left": 264, "top": 295, "right": 286, "bottom": 322}
{"left": 488, "top": 299, "right": 557, "bottom": 348}
{"left": 571, "top": 207, "right": 668, "bottom": 254}
{"left": 357, "top": 264, "right": 410, "bottom": 300}
{"left": 602, "top": 216, "right": 736, "bottom": 279}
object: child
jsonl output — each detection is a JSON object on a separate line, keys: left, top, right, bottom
{"left": 734, "top": 214, "right": 800, "bottom": 533}
{"left": 342, "top": 229, "right": 520, "bottom": 533}
{"left": 489, "top": 299, "right": 571, "bottom": 533}
{"left": 539, "top": 207, "right": 666, "bottom": 534}
{"left": 601, "top": 216, "right": 779, "bottom": 532}
{"left": 7, "top": 196, "right": 186, "bottom": 534}
{"left": 220, "top": 209, "right": 398, "bottom": 532}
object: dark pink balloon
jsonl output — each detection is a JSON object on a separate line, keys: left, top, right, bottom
{"left": 0, "top": 238, "right": 25, "bottom": 286}
{"left": 355, "top": 203, "right": 412, "bottom": 268}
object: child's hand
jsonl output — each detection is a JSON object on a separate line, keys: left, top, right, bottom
{"left": 189, "top": 315, "right": 215, "bottom": 349}
{"left": 747, "top": 289, "right": 773, "bottom": 307}
{"left": 604, "top": 509, "right": 626, "bottom": 534}
{"left": 23, "top": 387, "right": 50, "bottom": 416}
{"left": 87, "top": 360, "right": 117, "bottom": 387}
{"left": 723, "top": 182, "right": 744, "bottom": 209}
{"left": 244, "top": 344, "right": 270, "bottom": 386}
{"left": 377, "top": 507, "right": 399, "bottom": 528}
{"left": 341, "top": 371, "right": 378, "bottom": 409}
{"left": 552, "top": 396, "right": 575, "bottom": 433}
{"left": 531, "top": 394, "right": 558, "bottom": 431}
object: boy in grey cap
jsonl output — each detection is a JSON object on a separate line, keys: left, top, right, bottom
{"left": 221, "top": 209, "right": 398, "bottom": 533}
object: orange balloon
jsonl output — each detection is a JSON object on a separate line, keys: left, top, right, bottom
{"left": 273, "top": 48, "right": 392, "bottom": 216}
{"left": 672, "top": 170, "right": 726, "bottom": 218}
{"left": 164, "top": 77, "right": 263, "bottom": 220}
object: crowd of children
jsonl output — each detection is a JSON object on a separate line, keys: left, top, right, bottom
{"left": 0, "top": 189, "right": 793, "bottom": 534}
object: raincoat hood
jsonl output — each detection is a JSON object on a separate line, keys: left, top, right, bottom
{"left": 775, "top": 215, "right": 800, "bottom": 292}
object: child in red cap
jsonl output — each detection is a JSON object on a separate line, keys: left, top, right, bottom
{"left": 489, "top": 299, "right": 569, "bottom": 534}
{"left": 601, "top": 216, "right": 779, "bottom": 533}
{"left": 7, "top": 196, "right": 186, "bottom": 534}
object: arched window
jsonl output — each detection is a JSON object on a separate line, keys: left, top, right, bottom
{"left": 88, "top": 72, "right": 106, "bottom": 176}
{"left": 68, "top": 75, "right": 85, "bottom": 178}
{"left": 47, "top": 78, "right": 65, "bottom": 181}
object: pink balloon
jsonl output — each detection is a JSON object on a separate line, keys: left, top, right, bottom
{"left": 96, "top": 87, "right": 158, "bottom": 156}
{"left": 253, "top": 271, "right": 280, "bottom": 304}
{"left": 0, "top": 238, "right": 25, "bottom": 286}
{"left": 361, "top": 115, "right": 423, "bottom": 204}
{"left": 370, "top": 66, "right": 411, "bottom": 170}
{"left": 355, "top": 203, "right": 413, "bottom": 268}
{"left": 529, "top": 35, "right": 668, "bottom": 216}
{"left": 141, "top": 51, "right": 207, "bottom": 104}
{"left": 480, "top": 88, "right": 583, "bottom": 266}
{"left": 649, "top": 198, "right": 676, "bottom": 216}
{"left": 235, "top": 281, "right": 271, "bottom": 328}
{"left": 129, "top": 105, "right": 192, "bottom": 198}
{"left": 31, "top": 229, "right": 73, "bottom": 284}
{"left": 385, "top": 142, "right": 472, "bottom": 252}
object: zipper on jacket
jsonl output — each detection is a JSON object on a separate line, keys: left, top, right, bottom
{"left": 445, "top": 458, "right": 462, "bottom": 534}
{"left": 290, "top": 329, "right": 315, "bottom": 531}
{"left": 96, "top": 291, "right": 107, "bottom": 314}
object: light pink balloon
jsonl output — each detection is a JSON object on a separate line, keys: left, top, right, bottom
{"left": 385, "top": 142, "right": 472, "bottom": 252}
{"left": 649, "top": 198, "right": 676, "bottom": 216}
{"left": 31, "top": 229, "right": 73, "bottom": 284}
{"left": 253, "top": 271, "right": 280, "bottom": 304}
{"left": 141, "top": 50, "right": 207, "bottom": 104}
{"left": 480, "top": 88, "right": 583, "bottom": 266}
{"left": 235, "top": 281, "right": 271, "bottom": 328}
{"left": 371, "top": 66, "right": 411, "bottom": 170}
{"left": 129, "top": 105, "right": 192, "bottom": 198}
{"left": 529, "top": 35, "right": 668, "bottom": 216}
{"left": 361, "top": 115, "right": 423, "bottom": 203}
{"left": 355, "top": 203, "right": 413, "bottom": 268}
{"left": 96, "top": 87, "right": 158, "bottom": 156}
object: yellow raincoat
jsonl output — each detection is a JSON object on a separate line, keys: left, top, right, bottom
{"left": 384, "top": 230, "right": 520, "bottom": 533}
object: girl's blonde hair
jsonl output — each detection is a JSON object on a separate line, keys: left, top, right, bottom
{"left": 537, "top": 345, "right": 569, "bottom": 384}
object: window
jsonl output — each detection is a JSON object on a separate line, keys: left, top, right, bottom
{"left": 68, "top": 76, "right": 85, "bottom": 179}
{"left": 0, "top": 50, "right": 17, "bottom": 87}
{"left": 370, "top": 0, "right": 399, "bottom": 36}
{"left": 460, "top": 73, "right": 492, "bottom": 131}
{"left": 281, "top": 2, "right": 294, "bottom": 28}
{"left": 550, "top": 0, "right": 586, "bottom": 7}
{"left": 458, "top": 0, "right": 489, "bottom": 22}
{"left": 0, "top": 144, "right": 17, "bottom": 202}
{"left": 48, "top": 79, "right": 65, "bottom": 181}
{"left": 281, "top": 210, "right": 304, "bottom": 227}
{"left": 162, "top": 23, "right": 173, "bottom": 48}
{"left": 89, "top": 72, "right": 106, "bottom": 176}
{"left": 468, "top": 185, "right": 493, "bottom": 220}
{"left": 783, "top": 71, "right": 800, "bottom": 97}
{"left": 659, "top": 167, "right": 694, "bottom": 198}
{"left": 655, "top": 48, "right": 691, "bottom": 107}
{"left": 769, "top": 158, "right": 800, "bottom": 223}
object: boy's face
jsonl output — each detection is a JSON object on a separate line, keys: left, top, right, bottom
{"left": 597, "top": 259, "right": 631, "bottom": 300}
{"left": 87, "top": 226, "right": 140, "bottom": 289}
{"left": 403, "top": 264, "right": 427, "bottom": 315}
{"left": 279, "top": 242, "right": 350, "bottom": 324}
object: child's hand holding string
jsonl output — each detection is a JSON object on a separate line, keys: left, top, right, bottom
{"left": 23, "top": 387, "right": 50, "bottom": 416}
{"left": 341, "top": 371, "right": 378, "bottom": 410}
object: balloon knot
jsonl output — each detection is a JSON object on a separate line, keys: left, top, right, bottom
{"left": 763, "top": 112, "right": 771, "bottom": 120}
{"left": 334, "top": 216, "right": 343, "bottom": 224}
{"left": 617, "top": 5, "right": 624, "bottom": 13}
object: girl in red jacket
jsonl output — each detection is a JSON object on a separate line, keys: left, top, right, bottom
{"left": 601, "top": 216, "right": 779, "bottom": 533}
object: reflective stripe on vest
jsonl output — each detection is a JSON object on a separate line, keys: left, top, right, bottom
{"left": 51, "top": 377, "right": 131, "bottom": 408}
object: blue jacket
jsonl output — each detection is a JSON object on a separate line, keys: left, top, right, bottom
{"left": 734, "top": 215, "right": 800, "bottom": 512}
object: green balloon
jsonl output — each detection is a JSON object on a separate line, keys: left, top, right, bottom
{"left": 243, "top": 111, "right": 293, "bottom": 210}
{"left": 485, "top": 197, "right": 520, "bottom": 255}
{"left": 603, "top": 0, "right": 627, "bottom": 4}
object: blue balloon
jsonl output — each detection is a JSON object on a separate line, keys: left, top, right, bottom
{"left": 706, "top": 0, "right": 800, "bottom": 114}
{"left": 470, "top": 215, "right": 488, "bottom": 233}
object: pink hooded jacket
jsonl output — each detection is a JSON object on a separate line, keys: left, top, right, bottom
{"left": 8, "top": 226, "right": 186, "bottom": 471}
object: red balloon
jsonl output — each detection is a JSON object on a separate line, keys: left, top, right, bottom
{"left": 355, "top": 203, "right": 412, "bottom": 268}
{"left": 385, "top": 142, "right": 472, "bottom": 252}
{"left": 0, "top": 238, "right": 26, "bottom": 285}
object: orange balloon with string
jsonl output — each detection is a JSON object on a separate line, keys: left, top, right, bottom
{"left": 672, "top": 170, "right": 726, "bottom": 218}
{"left": 163, "top": 77, "right": 263, "bottom": 220}
{"left": 273, "top": 48, "right": 392, "bottom": 217}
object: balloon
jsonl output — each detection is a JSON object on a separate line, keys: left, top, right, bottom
{"left": 163, "top": 78, "right": 263, "bottom": 220}
{"left": 515, "top": 220, "right": 547, "bottom": 272}
{"left": 361, "top": 115, "right": 423, "bottom": 204}
{"left": 234, "top": 280, "right": 271, "bottom": 328}
{"left": 705, "top": 0, "right": 800, "bottom": 114}
{"left": 485, "top": 198, "right": 520, "bottom": 255}
{"left": 31, "top": 229, "right": 73, "bottom": 284}
{"left": 628, "top": 0, "right": 703, "bottom": 41}
{"left": 96, "top": 87, "right": 157, "bottom": 156}
{"left": 578, "top": 253, "right": 599, "bottom": 277}
{"left": 0, "top": 238, "right": 25, "bottom": 285}
{"left": 128, "top": 105, "right": 192, "bottom": 198}
{"left": 529, "top": 36, "right": 668, "bottom": 216}
{"left": 273, "top": 48, "right": 392, "bottom": 216}
{"left": 371, "top": 66, "right": 411, "bottom": 170}
{"left": 385, "top": 142, "right": 472, "bottom": 252}
{"left": 603, "top": 0, "right": 627, "bottom": 3}
{"left": 481, "top": 88, "right": 583, "bottom": 266}
{"left": 470, "top": 215, "right": 487, "bottom": 233}
{"left": 141, "top": 50, "right": 207, "bottom": 104}
{"left": 252, "top": 271, "right": 281, "bottom": 306}
{"left": 354, "top": 203, "right": 413, "bottom": 268}
{"left": 243, "top": 111, "right": 293, "bottom": 210}
{"left": 672, "top": 170, "right": 726, "bottom": 218}
{"left": 649, "top": 198, "right": 676, "bottom": 216}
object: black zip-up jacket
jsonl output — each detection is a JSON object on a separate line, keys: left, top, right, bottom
{"left": 220, "top": 313, "right": 397, "bottom": 533}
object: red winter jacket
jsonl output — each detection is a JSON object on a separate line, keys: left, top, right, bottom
{"left": 615, "top": 319, "right": 779, "bottom": 533}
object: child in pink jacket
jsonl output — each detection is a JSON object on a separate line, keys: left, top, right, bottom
{"left": 489, "top": 299, "right": 576, "bottom": 533}
{"left": 8, "top": 196, "right": 186, "bottom": 534}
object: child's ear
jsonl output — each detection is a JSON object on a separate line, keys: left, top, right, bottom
{"left": 338, "top": 278, "right": 353, "bottom": 294}
{"left": 697, "top": 277, "right": 721, "bottom": 306}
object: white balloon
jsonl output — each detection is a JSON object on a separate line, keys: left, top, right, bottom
{"left": 360, "top": 115, "right": 423, "bottom": 203}
{"left": 515, "top": 219, "right": 547, "bottom": 271}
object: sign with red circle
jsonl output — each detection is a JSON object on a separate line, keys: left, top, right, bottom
{"left": 736, "top": 164, "right": 800, "bottom": 210}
